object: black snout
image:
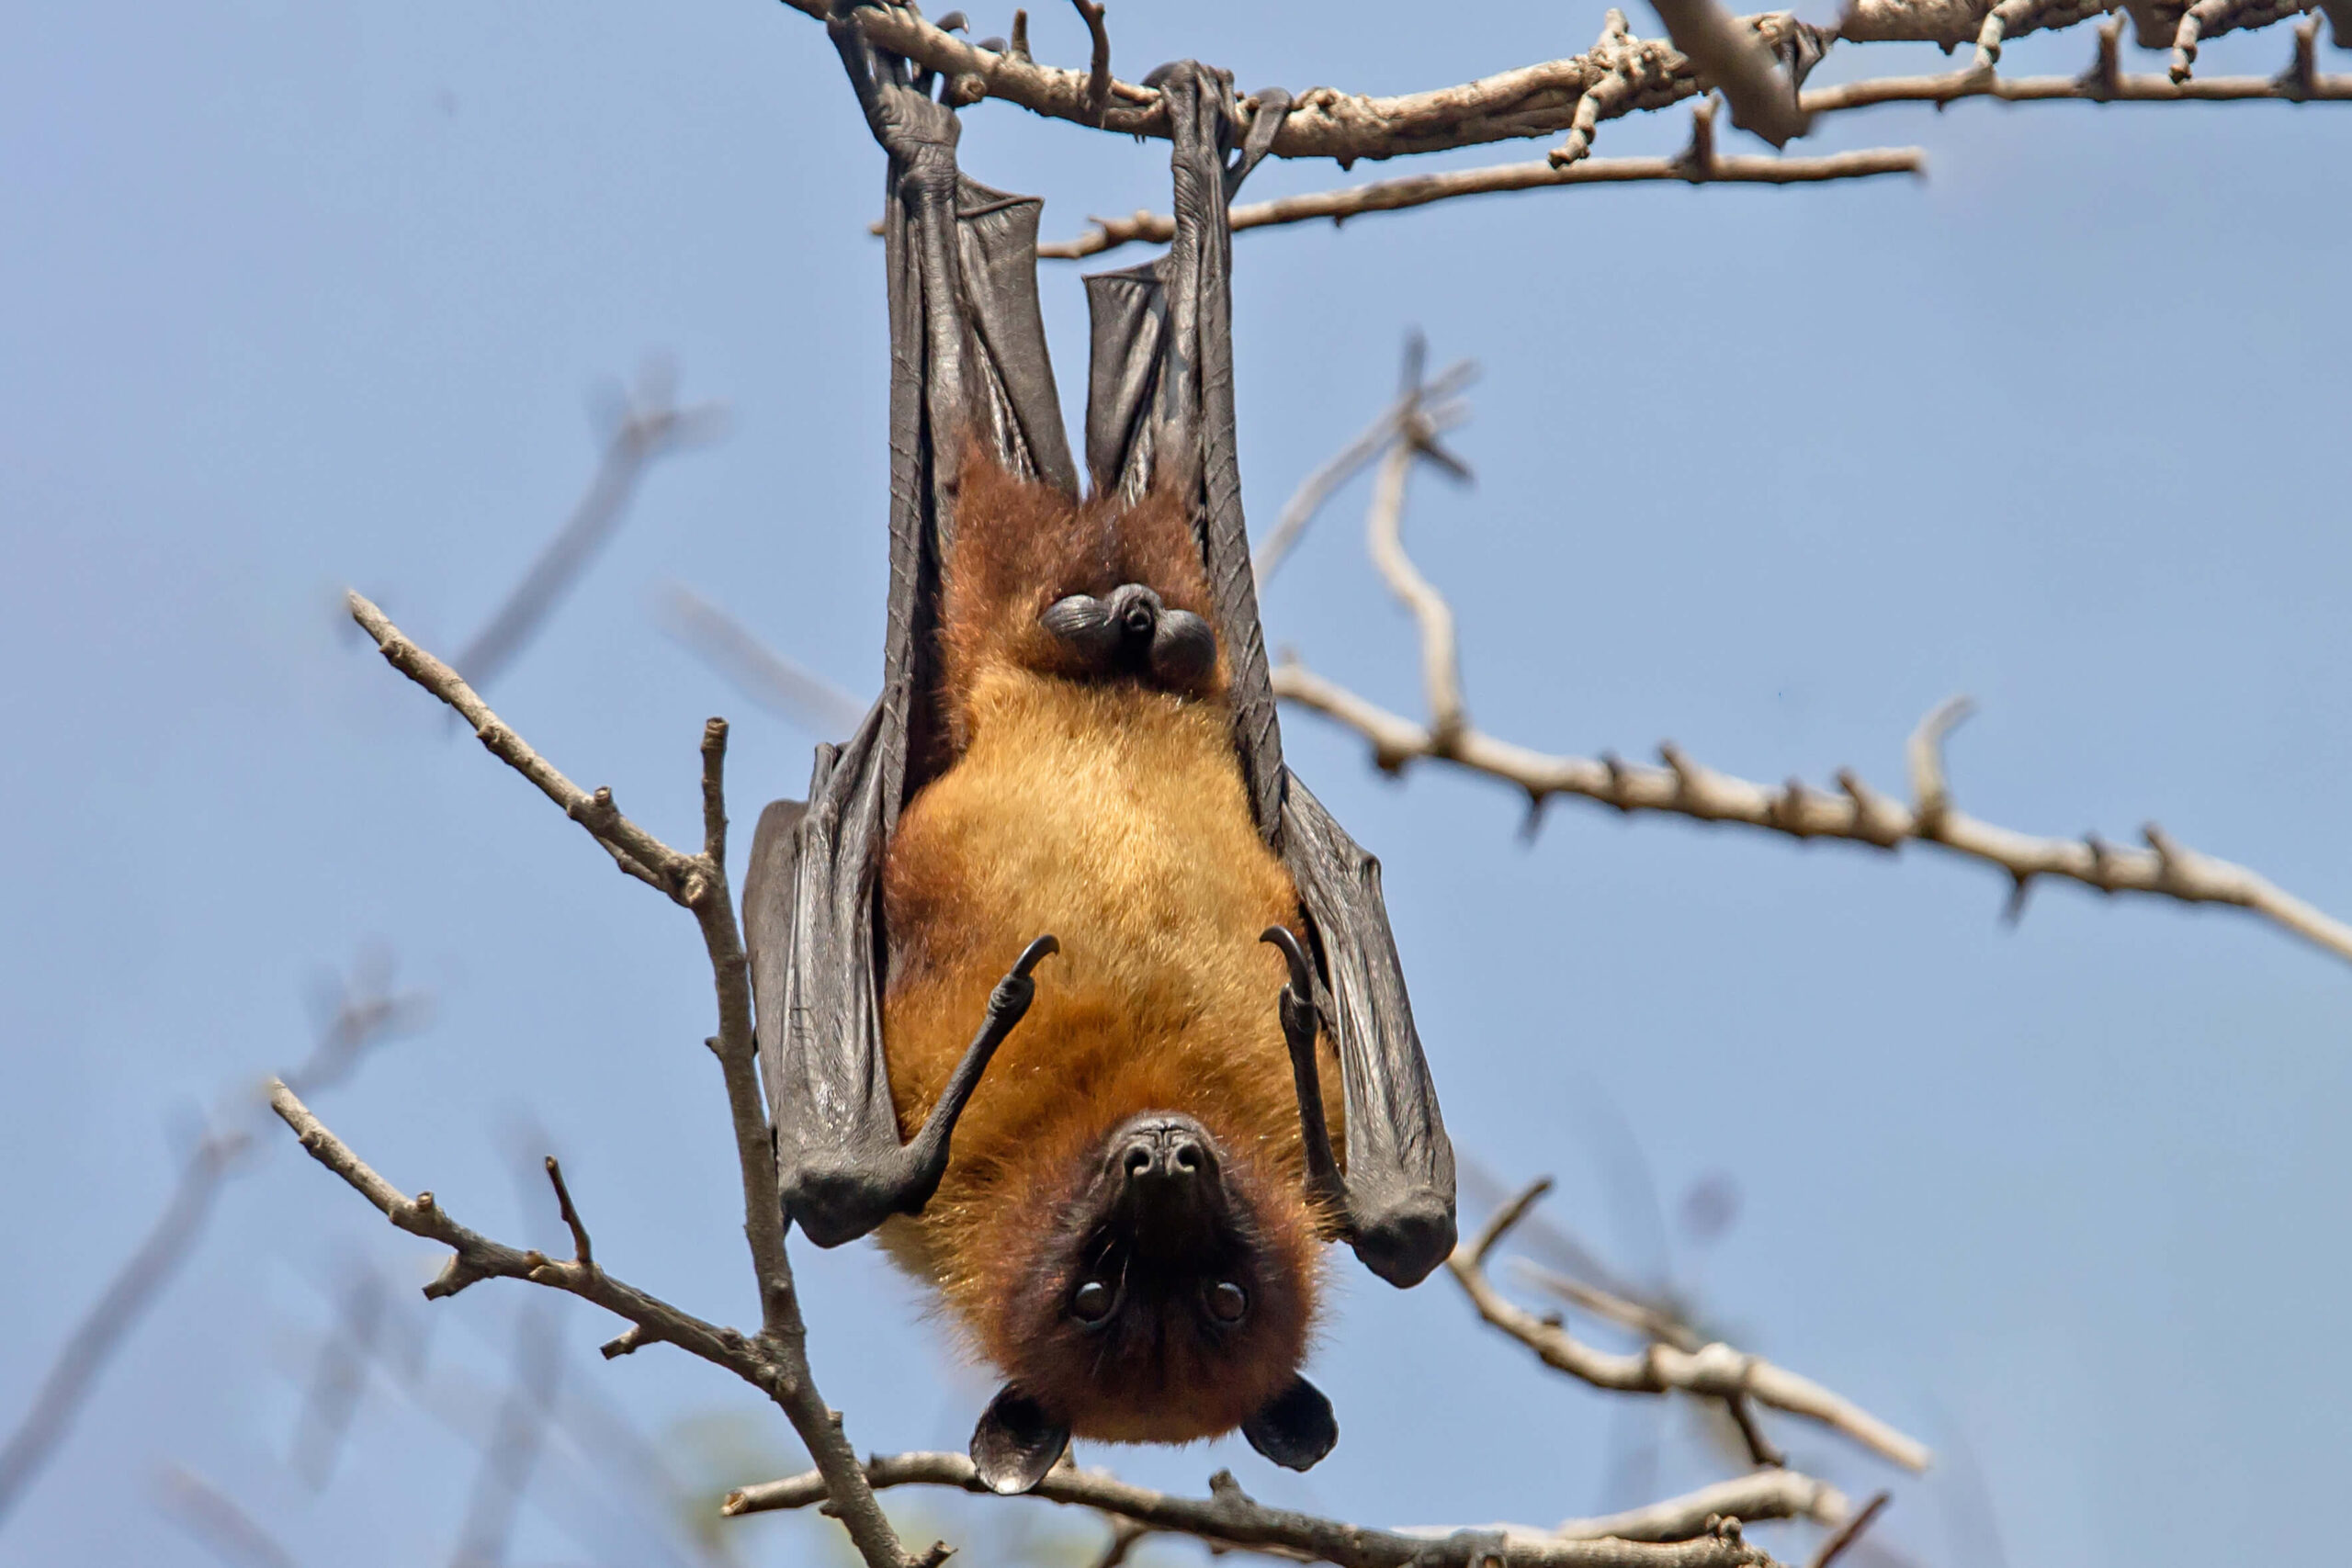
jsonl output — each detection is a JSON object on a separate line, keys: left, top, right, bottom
{"left": 1117, "top": 1118, "right": 1211, "bottom": 1186}
{"left": 1106, "top": 1113, "right": 1224, "bottom": 1250}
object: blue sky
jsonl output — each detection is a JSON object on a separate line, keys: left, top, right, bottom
{"left": 4, "top": 4, "right": 2348, "bottom": 1565}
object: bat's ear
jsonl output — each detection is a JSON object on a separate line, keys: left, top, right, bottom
{"left": 1241, "top": 1375, "right": 1338, "bottom": 1472}
{"left": 969, "top": 1386, "right": 1069, "bottom": 1495}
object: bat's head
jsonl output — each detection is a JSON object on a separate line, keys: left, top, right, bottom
{"left": 967, "top": 1110, "right": 1333, "bottom": 1494}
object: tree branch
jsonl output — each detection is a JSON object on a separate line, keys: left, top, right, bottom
{"left": 1450, "top": 1180, "right": 1933, "bottom": 1473}
{"left": 788, "top": 0, "right": 2345, "bottom": 175}
{"left": 453, "top": 361, "right": 724, "bottom": 694}
{"left": 1264, "top": 355, "right": 2352, "bottom": 970}
{"left": 348, "top": 591, "right": 698, "bottom": 899}
{"left": 266, "top": 1084, "right": 938, "bottom": 1568}
{"left": 1804, "top": 1491, "right": 1892, "bottom": 1568}
{"left": 1275, "top": 654, "right": 2352, "bottom": 968}
{"left": 0, "top": 961, "right": 424, "bottom": 1528}
{"left": 1038, "top": 140, "right": 1924, "bottom": 261}
{"left": 723, "top": 1451, "right": 1803, "bottom": 1567}
{"left": 325, "top": 601, "right": 944, "bottom": 1568}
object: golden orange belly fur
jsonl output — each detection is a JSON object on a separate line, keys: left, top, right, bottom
{"left": 876, "top": 662, "right": 1341, "bottom": 1363}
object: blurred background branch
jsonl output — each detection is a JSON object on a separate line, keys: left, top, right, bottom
{"left": 0, "top": 954, "right": 429, "bottom": 1529}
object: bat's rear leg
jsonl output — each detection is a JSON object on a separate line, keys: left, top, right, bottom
{"left": 1040, "top": 583, "right": 1216, "bottom": 689}
{"left": 786, "top": 934, "right": 1059, "bottom": 1247}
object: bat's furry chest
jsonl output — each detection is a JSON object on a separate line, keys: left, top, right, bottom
{"left": 876, "top": 663, "right": 1317, "bottom": 1296}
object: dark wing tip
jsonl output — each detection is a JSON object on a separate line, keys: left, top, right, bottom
{"left": 1351, "top": 1189, "right": 1458, "bottom": 1289}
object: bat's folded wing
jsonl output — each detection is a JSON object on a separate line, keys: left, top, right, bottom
{"left": 1081, "top": 63, "right": 1458, "bottom": 1288}
{"left": 1282, "top": 776, "right": 1458, "bottom": 1287}
{"left": 752, "top": 6, "right": 1079, "bottom": 1247}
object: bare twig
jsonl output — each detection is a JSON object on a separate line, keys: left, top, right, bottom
{"left": 1358, "top": 344, "right": 1476, "bottom": 751}
{"left": 318, "top": 601, "right": 938, "bottom": 1568}
{"left": 159, "top": 1465, "right": 303, "bottom": 1568}
{"left": 454, "top": 362, "right": 725, "bottom": 692}
{"left": 1038, "top": 141, "right": 1923, "bottom": 258}
{"left": 288, "top": 1267, "right": 397, "bottom": 1490}
{"left": 1546, "top": 1471, "right": 1852, "bottom": 1542}
{"left": 0, "top": 962, "right": 424, "bottom": 1529}
{"left": 1088, "top": 1517, "right": 1154, "bottom": 1568}
{"left": 1805, "top": 1492, "right": 1892, "bottom": 1568}
{"left": 544, "top": 1157, "right": 594, "bottom": 1269}
{"left": 349, "top": 591, "right": 697, "bottom": 898}
{"left": 725, "top": 1452, "right": 1793, "bottom": 1566}
{"left": 449, "top": 1296, "right": 564, "bottom": 1568}
{"left": 653, "top": 583, "right": 868, "bottom": 739}
{"left": 1069, "top": 0, "right": 1111, "bottom": 124}
{"left": 1251, "top": 358, "right": 1477, "bottom": 585}
{"left": 1451, "top": 1181, "right": 1932, "bottom": 1473}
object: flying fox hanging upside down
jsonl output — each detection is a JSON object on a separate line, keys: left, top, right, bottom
{"left": 743, "top": 6, "right": 1455, "bottom": 1497}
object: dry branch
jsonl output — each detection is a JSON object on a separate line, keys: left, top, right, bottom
{"left": 0, "top": 961, "right": 425, "bottom": 1528}
{"left": 655, "top": 582, "right": 868, "bottom": 739}
{"left": 786, "top": 0, "right": 2345, "bottom": 181}
{"left": 159, "top": 1465, "right": 303, "bottom": 1568}
{"left": 724, "top": 1451, "right": 1804, "bottom": 1567}
{"left": 1040, "top": 134, "right": 1923, "bottom": 259}
{"left": 1804, "top": 1491, "right": 1892, "bottom": 1568}
{"left": 1452, "top": 1181, "right": 1933, "bottom": 1473}
{"left": 1267, "top": 348, "right": 2352, "bottom": 970}
{"left": 454, "top": 363, "right": 724, "bottom": 694}
{"left": 323, "top": 594, "right": 943, "bottom": 1568}
{"left": 1252, "top": 355, "right": 1476, "bottom": 584}
{"left": 1275, "top": 656, "right": 2352, "bottom": 967}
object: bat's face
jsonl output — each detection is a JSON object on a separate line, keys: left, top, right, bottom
{"left": 967, "top": 1111, "right": 1336, "bottom": 1494}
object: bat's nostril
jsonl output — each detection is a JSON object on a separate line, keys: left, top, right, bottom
{"left": 1124, "top": 1146, "right": 1154, "bottom": 1178}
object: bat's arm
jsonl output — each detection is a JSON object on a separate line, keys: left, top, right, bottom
{"left": 1276, "top": 776, "right": 1459, "bottom": 1288}
{"left": 751, "top": 729, "right": 1056, "bottom": 1249}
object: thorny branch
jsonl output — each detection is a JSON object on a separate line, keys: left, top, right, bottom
{"left": 724, "top": 1450, "right": 1832, "bottom": 1567}
{"left": 788, "top": 0, "right": 2347, "bottom": 194}
{"left": 0, "top": 959, "right": 427, "bottom": 1528}
{"left": 1452, "top": 1181, "right": 1934, "bottom": 1474}
{"left": 454, "top": 361, "right": 725, "bottom": 693}
{"left": 1270, "top": 344, "right": 2352, "bottom": 971}
{"left": 1039, "top": 130, "right": 1924, "bottom": 260}
{"left": 321, "top": 598, "right": 940, "bottom": 1568}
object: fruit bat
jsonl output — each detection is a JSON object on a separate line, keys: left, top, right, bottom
{"left": 743, "top": 3, "right": 1455, "bottom": 1496}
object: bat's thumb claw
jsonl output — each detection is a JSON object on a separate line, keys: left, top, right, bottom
{"left": 1259, "top": 926, "right": 1313, "bottom": 998}
{"left": 1012, "top": 934, "right": 1059, "bottom": 976}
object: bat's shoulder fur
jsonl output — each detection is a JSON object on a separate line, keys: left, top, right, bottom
{"left": 876, "top": 449, "right": 1342, "bottom": 1442}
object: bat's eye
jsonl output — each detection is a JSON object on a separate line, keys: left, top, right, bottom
{"left": 1070, "top": 1279, "right": 1115, "bottom": 1324}
{"left": 1205, "top": 1280, "right": 1249, "bottom": 1325}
